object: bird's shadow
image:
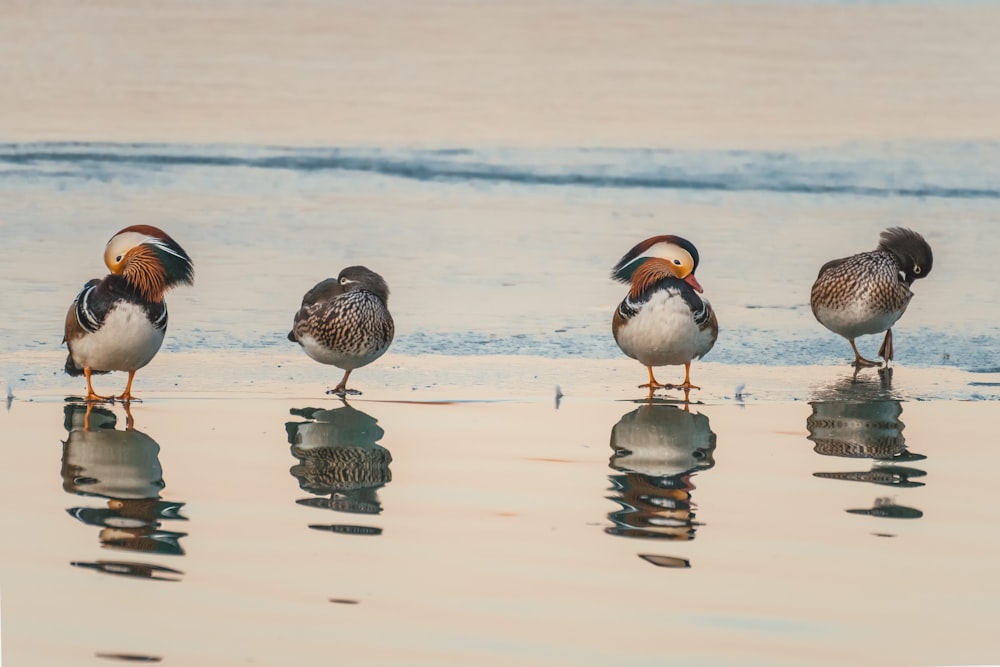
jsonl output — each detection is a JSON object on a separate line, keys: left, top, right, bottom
{"left": 61, "top": 402, "right": 188, "bottom": 565}
{"left": 286, "top": 400, "right": 392, "bottom": 530}
{"left": 806, "top": 369, "right": 926, "bottom": 528}
{"left": 606, "top": 403, "right": 717, "bottom": 543}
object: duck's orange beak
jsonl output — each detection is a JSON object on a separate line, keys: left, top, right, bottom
{"left": 684, "top": 273, "right": 703, "bottom": 293}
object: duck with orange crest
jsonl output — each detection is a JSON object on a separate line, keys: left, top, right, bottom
{"left": 611, "top": 235, "right": 718, "bottom": 396}
{"left": 63, "top": 225, "right": 194, "bottom": 401}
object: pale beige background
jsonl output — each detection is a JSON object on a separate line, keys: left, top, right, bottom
{"left": 2, "top": 2, "right": 999, "bottom": 147}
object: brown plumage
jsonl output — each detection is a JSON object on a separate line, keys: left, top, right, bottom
{"left": 627, "top": 257, "right": 703, "bottom": 300}
{"left": 286, "top": 403, "right": 391, "bottom": 514}
{"left": 288, "top": 266, "right": 394, "bottom": 396}
{"left": 811, "top": 227, "right": 932, "bottom": 367}
{"left": 290, "top": 445, "right": 393, "bottom": 492}
{"left": 116, "top": 244, "right": 170, "bottom": 302}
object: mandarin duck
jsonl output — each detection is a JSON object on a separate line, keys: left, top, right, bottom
{"left": 810, "top": 227, "right": 932, "bottom": 368}
{"left": 611, "top": 235, "right": 718, "bottom": 395}
{"left": 288, "top": 266, "right": 394, "bottom": 396}
{"left": 64, "top": 225, "right": 193, "bottom": 402}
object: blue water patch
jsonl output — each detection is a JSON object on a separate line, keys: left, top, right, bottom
{"left": 3, "top": 141, "right": 1000, "bottom": 200}
{"left": 692, "top": 612, "right": 822, "bottom": 637}
{"left": 388, "top": 327, "right": 998, "bottom": 371}
{"left": 21, "top": 324, "right": 995, "bottom": 372}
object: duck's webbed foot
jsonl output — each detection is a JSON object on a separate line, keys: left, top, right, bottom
{"left": 850, "top": 339, "right": 882, "bottom": 368}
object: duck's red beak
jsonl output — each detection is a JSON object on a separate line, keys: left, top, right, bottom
{"left": 684, "top": 273, "right": 703, "bottom": 293}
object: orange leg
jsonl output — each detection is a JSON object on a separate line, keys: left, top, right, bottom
{"left": 849, "top": 338, "right": 881, "bottom": 368}
{"left": 84, "top": 368, "right": 111, "bottom": 402}
{"left": 122, "top": 401, "right": 135, "bottom": 431}
{"left": 680, "top": 391, "right": 692, "bottom": 409}
{"left": 638, "top": 366, "right": 667, "bottom": 390}
{"left": 116, "top": 371, "right": 141, "bottom": 402}
{"left": 664, "top": 362, "right": 701, "bottom": 391}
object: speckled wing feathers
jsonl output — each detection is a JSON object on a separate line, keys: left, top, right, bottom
{"left": 293, "top": 290, "right": 394, "bottom": 359}
{"left": 811, "top": 251, "right": 913, "bottom": 327}
{"left": 296, "top": 279, "right": 343, "bottom": 311}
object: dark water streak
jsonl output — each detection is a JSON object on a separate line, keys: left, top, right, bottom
{"left": 3, "top": 141, "right": 1000, "bottom": 200}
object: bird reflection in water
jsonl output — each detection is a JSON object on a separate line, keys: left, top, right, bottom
{"left": 61, "top": 402, "right": 188, "bottom": 577}
{"left": 607, "top": 403, "right": 716, "bottom": 542}
{"left": 808, "top": 372, "right": 926, "bottom": 523}
{"left": 286, "top": 401, "right": 391, "bottom": 536}
{"left": 70, "top": 560, "right": 183, "bottom": 582}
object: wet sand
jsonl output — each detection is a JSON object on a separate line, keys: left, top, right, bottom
{"left": 4, "top": 347, "right": 998, "bottom": 403}
{"left": 2, "top": 358, "right": 999, "bottom": 666}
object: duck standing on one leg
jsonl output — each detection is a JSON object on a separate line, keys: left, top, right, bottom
{"left": 288, "top": 266, "right": 395, "bottom": 396}
{"left": 611, "top": 235, "right": 719, "bottom": 398}
{"left": 64, "top": 225, "right": 194, "bottom": 402}
{"left": 811, "top": 227, "right": 933, "bottom": 368}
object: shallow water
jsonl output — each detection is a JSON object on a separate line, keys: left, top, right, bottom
{"left": 2, "top": 1, "right": 1000, "bottom": 665}
{"left": 1, "top": 140, "right": 999, "bottom": 375}
{"left": 2, "top": 389, "right": 999, "bottom": 666}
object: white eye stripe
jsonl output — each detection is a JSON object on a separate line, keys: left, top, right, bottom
{"left": 145, "top": 238, "right": 189, "bottom": 261}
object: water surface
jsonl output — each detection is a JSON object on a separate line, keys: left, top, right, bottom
{"left": 1, "top": 140, "right": 998, "bottom": 376}
{"left": 3, "top": 393, "right": 999, "bottom": 666}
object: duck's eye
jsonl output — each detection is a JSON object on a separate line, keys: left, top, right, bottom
{"left": 913, "top": 265, "right": 921, "bottom": 274}
{"left": 339, "top": 276, "right": 349, "bottom": 285}
{"left": 673, "top": 259, "right": 682, "bottom": 266}
{"left": 115, "top": 255, "right": 122, "bottom": 262}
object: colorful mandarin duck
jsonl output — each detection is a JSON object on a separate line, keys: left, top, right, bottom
{"left": 611, "top": 235, "right": 718, "bottom": 395}
{"left": 811, "top": 227, "right": 933, "bottom": 368}
{"left": 64, "top": 225, "right": 194, "bottom": 401}
{"left": 288, "top": 266, "right": 395, "bottom": 396}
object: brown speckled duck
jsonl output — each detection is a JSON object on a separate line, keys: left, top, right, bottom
{"left": 811, "top": 227, "right": 933, "bottom": 368}
{"left": 288, "top": 266, "right": 394, "bottom": 396}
